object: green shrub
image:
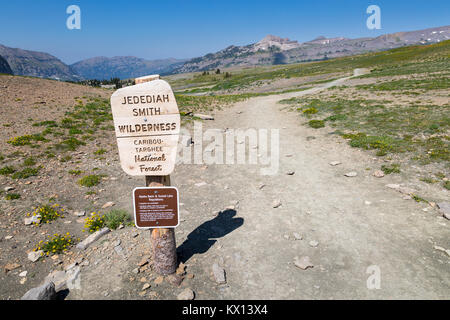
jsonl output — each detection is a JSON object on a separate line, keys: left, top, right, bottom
{"left": 104, "top": 209, "right": 132, "bottom": 230}
{"left": 325, "top": 114, "right": 347, "bottom": 121}
{"left": 302, "top": 107, "right": 318, "bottom": 115}
{"left": 381, "top": 164, "right": 401, "bottom": 174}
{"left": 69, "top": 128, "right": 83, "bottom": 135}
{"left": 412, "top": 194, "right": 427, "bottom": 203}
{"left": 0, "top": 166, "right": 16, "bottom": 175}
{"left": 78, "top": 174, "right": 102, "bottom": 187}
{"left": 59, "top": 155, "right": 72, "bottom": 162}
{"left": 345, "top": 133, "right": 398, "bottom": 155}
{"left": 7, "top": 135, "right": 34, "bottom": 146}
{"left": 68, "top": 169, "right": 83, "bottom": 176}
{"left": 62, "top": 137, "right": 85, "bottom": 151}
{"left": 94, "top": 148, "right": 107, "bottom": 155}
{"left": 5, "top": 193, "right": 20, "bottom": 200}
{"left": 444, "top": 181, "right": 450, "bottom": 190}
{"left": 23, "top": 157, "right": 36, "bottom": 166}
{"left": 308, "top": 120, "right": 325, "bottom": 128}
{"left": 12, "top": 167, "right": 39, "bottom": 179}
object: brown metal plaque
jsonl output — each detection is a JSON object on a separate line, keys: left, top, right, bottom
{"left": 133, "top": 187, "right": 179, "bottom": 229}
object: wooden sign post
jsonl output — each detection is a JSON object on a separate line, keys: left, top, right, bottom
{"left": 111, "top": 75, "right": 180, "bottom": 275}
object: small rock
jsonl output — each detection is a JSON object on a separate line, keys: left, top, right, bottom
{"left": 4, "top": 235, "right": 13, "bottom": 240}
{"left": 24, "top": 215, "right": 41, "bottom": 225}
{"left": 142, "top": 283, "right": 151, "bottom": 291}
{"left": 329, "top": 161, "right": 341, "bottom": 166}
{"left": 176, "top": 262, "right": 186, "bottom": 276}
{"left": 113, "top": 239, "right": 121, "bottom": 247}
{"left": 4, "top": 187, "right": 15, "bottom": 192}
{"left": 45, "top": 270, "right": 67, "bottom": 291}
{"left": 294, "top": 256, "right": 314, "bottom": 270}
{"left": 194, "top": 182, "right": 207, "bottom": 187}
{"left": 4, "top": 263, "right": 21, "bottom": 272}
{"left": 373, "top": 170, "right": 385, "bottom": 178}
{"left": 65, "top": 263, "right": 77, "bottom": 271}
{"left": 177, "top": 288, "right": 195, "bottom": 300}
{"left": 166, "top": 274, "right": 184, "bottom": 286}
{"left": 286, "top": 171, "right": 295, "bottom": 175}
{"left": 193, "top": 114, "right": 214, "bottom": 120}
{"left": 28, "top": 250, "right": 43, "bottom": 262}
{"left": 20, "top": 278, "right": 27, "bottom": 285}
{"left": 259, "top": 184, "right": 266, "bottom": 190}
{"left": 434, "top": 245, "right": 450, "bottom": 257}
{"left": 272, "top": 199, "right": 282, "bottom": 208}
{"left": 66, "top": 266, "right": 81, "bottom": 290}
{"left": 138, "top": 257, "right": 149, "bottom": 267}
{"left": 102, "top": 202, "right": 115, "bottom": 209}
{"left": 76, "top": 227, "right": 110, "bottom": 250}
{"left": 154, "top": 276, "right": 164, "bottom": 285}
{"left": 19, "top": 271, "right": 28, "bottom": 277}
{"left": 114, "top": 245, "right": 127, "bottom": 259}
{"left": 398, "top": 187, "right": 416, "bottom": 195}
{"left": 386, "top": 184, "right": 400, "bottom": 189}
{"left": 309, "top": 240, "right": 319, "bottom": 247}
{"left": 293, "top": 233, "right": 303, "bottom": 240}
{"left": 344, "top": 171, "right": 357, "bottom": 177}
{"left": 212, "top": 263, "right": 226, "bottom": 284}
{"left": 74, "top": 210, "right": 86, "bottom": 217}
{"left": 21, "top": 281, "right": 57, "bottom": 300}
{"left": 364, "top": 201, "right": 372, "bottom": 205}
{"left": 437, "top": 202, "right": 450, "bottom": 220}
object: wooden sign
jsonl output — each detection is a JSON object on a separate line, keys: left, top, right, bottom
{"left": 133, "top": 187, "right": 179, "bottom": 229}
{"left": 110, "top": 77, "right": 180, "bottom": 176}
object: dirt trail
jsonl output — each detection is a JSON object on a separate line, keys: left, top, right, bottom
{"left": 71, "top": 71, "right": 449, "bottom": 300}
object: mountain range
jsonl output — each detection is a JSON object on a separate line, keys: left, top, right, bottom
{"left": 1, "top": 25, "right": 448, "bottom": 81}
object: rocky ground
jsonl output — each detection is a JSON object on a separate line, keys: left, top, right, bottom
{"left": 0, "top": 72, "right": 448, "bottom": 300}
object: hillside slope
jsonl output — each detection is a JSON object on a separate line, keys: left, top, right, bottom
{"left": 173, "top": 25, "right": 450, "bottom": 73}
{"left": 70, "top": 56, "right": 185, "bottom": 80}
{"left": 0, "top": 45, "right": 79, "bottom": 81}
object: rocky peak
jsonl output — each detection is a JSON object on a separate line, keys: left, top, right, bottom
{"left": 254, "top": 35, "right": 300, "bottom": 51}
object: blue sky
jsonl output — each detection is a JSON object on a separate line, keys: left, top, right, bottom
{"left": 0, "top": 0, "right": 448, "bottom": 64}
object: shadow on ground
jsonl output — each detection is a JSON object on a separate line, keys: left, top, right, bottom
{"left": 177, "top": 209, "right": 244, "bottom": 263}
